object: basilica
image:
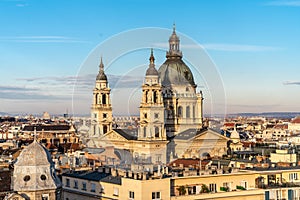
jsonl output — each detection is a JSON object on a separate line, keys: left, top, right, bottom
{"left": 88, "top": 26, "right": 229, "bottom": 165}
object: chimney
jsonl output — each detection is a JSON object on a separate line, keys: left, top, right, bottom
{"left": 129, "top": 171, "right": 133, "bottom": 178}
{"left": 98, "top": 167, "right": 104, "bottom": 173}
{"left": 105, "top": 167, "right": 110, "bottom": 174}
{"left": 134, "top": 173, "right": 138, "bottom": 180}
{"left": 111, "top": 168, "right": 117, "bottom": 177}
{"left": 157, "top": 165, "right": 161, "bottom": 176}
{"left": 143, "top": 172, "right": 148, "bottom": 180}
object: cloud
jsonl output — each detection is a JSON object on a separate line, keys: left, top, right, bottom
{"left": 0, "top": 85, "right": 38, "bottom": 91}
{"left": 202, "top": 43, "right": 282, "bottom": 52}
{"left": 265, "top": 1, "right": 300, "bottom": 6}
{"left": 18, "top": 74, "right": 143, "bottom": 89}
{"left": 0, "top": 36, "right": 89, "bottom": 43}
{"left": 15, "top": 2, "right": 28, "bottom": 6}
{"left": 109, "top": 74, "right": 143, "bottom": 89}
{"left": 153, "top": 42, "right": 202, "bottom": 50}
{"left": 283, "top": 81, "right": 300, "bottom": 85}
{"left": 0, "top": 91, "right": 68, "bottom": 100}
{"left": 0, "top": 85, "right": 69, "bottom": 100}
{"left": 153, "top": 42, "right": 281, "bottom": 52}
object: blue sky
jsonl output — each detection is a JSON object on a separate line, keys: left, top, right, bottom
{"left": 0, "top": 0, "right": 300, "bottom": 116}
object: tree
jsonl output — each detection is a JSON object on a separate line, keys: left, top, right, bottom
{"left": 177, "top": 185, "right": 186, "bottom": 195}
{"left": 201, "top": 184, "right": 210, "bottom": 193}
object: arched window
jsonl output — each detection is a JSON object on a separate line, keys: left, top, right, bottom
{"left": 102, "top": 94, "right": 106, "bottom": 104}
{"left": 95, "top": 93, "right": 99, "bottom": 104}
{"left": 193, "top": 105, "right": 195, "bottom": 119}
{"left": 145, "top": 91, "right": 148, "bottom": 103}
{"left": 103, "top": 125, "right": 108, "bottom": 134}
{"left": 153, "top": 91, "right": 157, "bottom": 103}
{"left": 155, "top": 127, "right": 160, "bottom": 138}
{"left": 93, "top": 126, "right": 96, "bottom": 135}
{"left": 186, "top": 106, "right": 190, "bottom": 118}
{"left": 178, "top": 106, "right": 183, "bottom": 118}
{"left": 143, "top": 127, "right": 147, "bottom": 138}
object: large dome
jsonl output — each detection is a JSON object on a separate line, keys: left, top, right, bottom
{"left": 158, "top": 25, "right": 196, "bottom": 87}
{"left": 158, "top": 58, "right": 196, "bottom": 87}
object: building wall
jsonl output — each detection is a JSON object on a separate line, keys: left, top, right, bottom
{"left": 62, "top": 176, "right": 103, "bottom": 200}
{"left": 269, "top": 149, "right": 297, "bottom": 163}
{"left": 18, "top": 189, "right": 57, "bottom": 200}
{"left": 288, "top": 123, "right": 300, "bottom": 131}
{"left": 172, "top": 172, "right": 257, "bottom": 196}
{"left": 100, "top": 178, "right": 170, "bottom": 200}
{"left": 170, "top": 189, "right": 264, "bottom": 200}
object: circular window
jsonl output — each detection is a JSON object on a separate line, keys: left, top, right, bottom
{"left": 23, "top": 175, "right": 30, "bottom": 182}
{"left": 40, "top": 174, "right": 47, "bottom": 181}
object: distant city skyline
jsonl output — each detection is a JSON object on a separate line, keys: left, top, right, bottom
{"left": 1, "top": 0, "right": 300, "bottom": 116}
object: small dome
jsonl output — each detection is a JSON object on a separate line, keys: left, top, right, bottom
{"left": 96, "top": 72, "right": 107, "bottom": 81}
{"left": 146, "top": 66, "right": 158, "bottom": 76}
{"left": 15, "top": 140, "right": 53, "bottom": 166}
{"left": 96, "top": 56, "right": 107, "bottom": 81}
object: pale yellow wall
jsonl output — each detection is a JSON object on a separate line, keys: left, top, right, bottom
{"left": 62, "top": 176, "right": 103, "bottom": 199}
{"left": 170, "top": 189, "right": 264, "bottom": 200}
{"left": 100, "top": 178, "right": 170, "bottom": 200}
{"left": 270, "top": 150, "right": 297, "bottom": 163}
{"left": 173, "top": 173, "right": 257, "bottom": 194}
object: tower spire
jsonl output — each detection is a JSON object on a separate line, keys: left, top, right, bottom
{"left": 96, "top": 55, "right": 107, "bottom": 81}
{"left": 100, "top": 56, "right": 104, "bottom": 71}
{"left": 145, "top": 49, "right": 158, "bottom": 76}
{"left": 173, "top": 23, "right": 176, "bottom": 33}
{"left": 149, "top": 48, "right": 155, "bottom": 65}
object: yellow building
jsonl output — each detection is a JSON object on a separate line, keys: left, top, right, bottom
{"left": 269, "top": 149, "right": 297, "bottom": 165}
{"left": 62, "top": 165, "right": 300, "bottom": 200}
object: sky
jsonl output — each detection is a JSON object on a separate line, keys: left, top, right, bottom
{"left": 0, "top": 0, "right": 300, "bottom": 116}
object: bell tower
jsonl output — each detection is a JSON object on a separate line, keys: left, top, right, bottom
{"left": 138, "top": 49, "right": 166, "bottom": 141}
{"left": 90, "top": 57, "right": 112, "bottom": 137}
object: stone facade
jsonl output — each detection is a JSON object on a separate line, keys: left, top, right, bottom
{"left": 12, "top": 140, "right": 61, "bottom": 200}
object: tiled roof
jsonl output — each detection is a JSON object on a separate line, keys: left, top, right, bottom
{"left": 63, "top": 171, "right": 109, "bottom": 181}
{"left": 291, "top": 117, "right": 300, "bottom": 124}
{"left": 168, "top": 158, "right": 209, "bottom": 167}
{"left": 211, "top": 159, "right": 231, "bottom": 166}
{"left": 113, "top": 129, "right": 137, "bottom": 140}
{"left": 23, "top": 124, "right": 71, "bottom": 131}
{"left": 274, "top": 124, "right": 288, "bottom": 129}
{"left": 173, "top": 127, "right": 209, "bottom": 140}
{"left": 266, "top": 124, "right": 275, "bottom": 129}
{"left": 223, "top": 123, "right": 235, "bottom": 127}
{"left": 101, "top": 175, "right": 122, "bottom": 185}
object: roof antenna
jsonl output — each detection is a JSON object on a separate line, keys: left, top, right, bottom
{"left": 173, "top": 22, "right": 176, "bottom": 33}
{"left": 34, "top": 126, "right": 37, "bottom": 142}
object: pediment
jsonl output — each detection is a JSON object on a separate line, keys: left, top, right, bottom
{"left": 100, "top": 130, "right": 129, "bottom": 142}
{"left": 193, "top": 129, "right": 229, "bottom": 141}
